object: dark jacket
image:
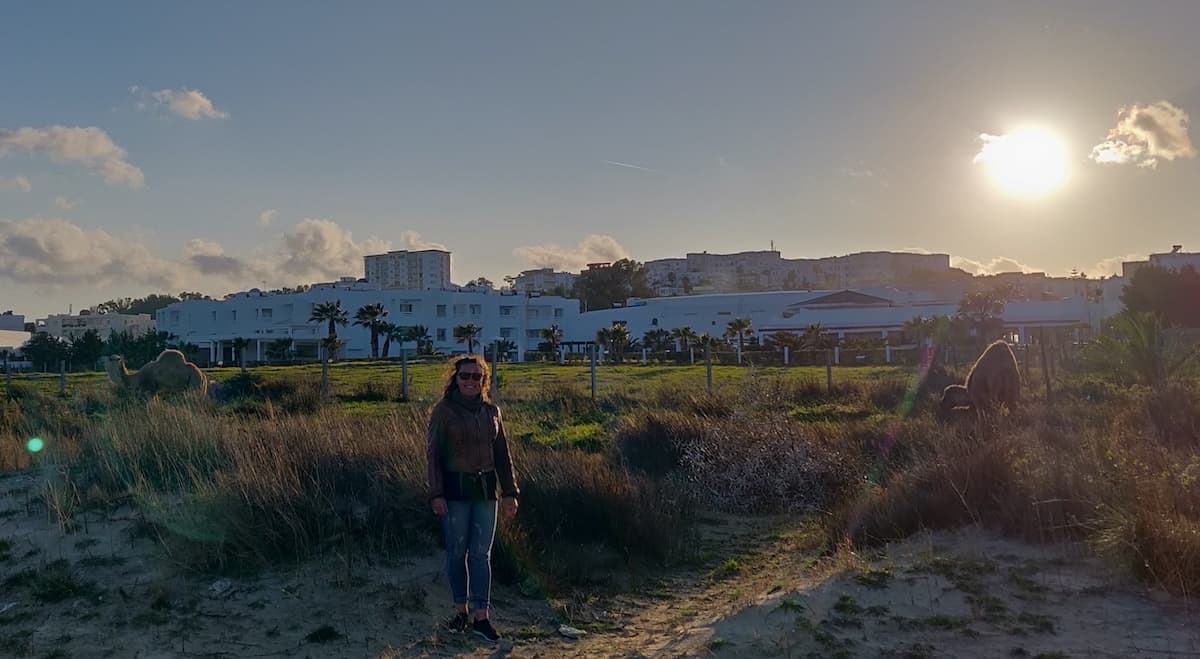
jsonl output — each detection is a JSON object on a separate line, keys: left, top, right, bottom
{"left": 426, "top": 394, "right": 519, "bottom": 502}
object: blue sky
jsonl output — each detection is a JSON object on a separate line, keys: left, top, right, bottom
{"left": 2, "top": 1, "right": 1198, "bottom": 317}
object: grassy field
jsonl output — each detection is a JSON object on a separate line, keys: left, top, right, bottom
{"left": 1, "top": 360, "right": 908, "bottom": 403}
{"left": 2, "top": 354, "right": 1198, "bottom": 604}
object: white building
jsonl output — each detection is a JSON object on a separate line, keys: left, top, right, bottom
{"left": 156, "top": 282, "right": 578, "bottom": 365}
{"left": 645, "top": 250, "right": 951, "bottom": 296}
{"left": 363, "top": 249, "right": 452, "bottom": 290}
{"left": 508, "top": 268, "right": 578, "bottom": 295}
{"left": 36, "top": 310, "right": 156, "bottom": 341}
{"left": 1122, "top": 246, "right": 1200, "bottom": 278}
{"left": 563, "top": 284, "right": 1123, "bottom": 360}
{"left": 0, "top": 311, "right": 25, "bottom": 332}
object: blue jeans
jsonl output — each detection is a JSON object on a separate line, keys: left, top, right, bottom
{"left": 442, "top": 499, "right": 497, "bottom": 610}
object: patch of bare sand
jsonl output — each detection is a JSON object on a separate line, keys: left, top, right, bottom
{"left": 590, "top": 529, "right": 1199, "bottom": 659}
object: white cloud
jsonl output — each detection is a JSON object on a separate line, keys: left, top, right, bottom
{"left": 397, "top": 230, "right": 447, "bottom": 251}
{"left": 0, "top": 175, "right": 31, "bottom": 192}
{"left": 276, "top": 218, "right": 390, "bottom": 280}
{"left": 0, "top": 126, "right": 145, "bottom": 188}
{"left": 513, "top": 234, "right": 629, "bottom": 272}
{"left": 951, "top": 256, "right": 1041, "bottom": 276}
{"left": 1089, "top": 253, "right": 1146, "bottom": 277}
{"left": 0, "top": 216, "right": 179, "bottom": 289}
{"left": 132, "top": 86, "right": 229, "bottom": 120}
{"left": 1090, "top": 101, "right": 1196, "bottom": 169}
{"left": 258, "top": 209, "right": 278, "bottom": 227}
{"left": 840, "top": 163, "right": 874, "bottom": 178}
{"left": 0, "top": 215, "right": 402, "bottom": 296}
{"left": 53, "top": 196, "right": 80, "bottom": 211}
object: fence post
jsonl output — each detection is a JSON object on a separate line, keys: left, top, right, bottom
{"left": 825, "top": 348, "right": 833, "bottom": 394}
{"left": 705, "top": 345, "right": 713, "bottom": 391}
{"left": 736, "top": 343, "right": 742, "bottom": 365}
{"left": 885, "top": 344, "right": 892, "bottom": 364}
{"left": 689, "top": 347, "right": 695, "bottom": 366}
{"left": 321, "top": 358, "right": 330, "bottom": 400}
{"left": 401, "top": 349, "right": 409, "bottom": 400}
{"left": 590, "top": 344, "right": 597, "bottom": 400}
{"left": 641, "top": 348, "right": 648, "bottom": 366}
{"left": 783, "top": 346, "right": 789, "bottom": 366}
{"left": 59, "top": 360, "right": 66, "bottom": 397}
{"left": 1039, "top": 327, "right": 1051, "bottom": 402}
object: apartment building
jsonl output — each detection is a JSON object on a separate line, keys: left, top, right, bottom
{"left": 155, "top": 282, "right": 577, "bottom": 365}
{"left": 1122, "top": 246, "right": 1200, "bottom": 278}
{"left": 508, "top": 268, "right": 578, "bottom": 295}
{"left": 644, "top": 250, "right": 951, "bottom": 296}
{"left": 363, "top": 249, "right": 452, "bottom": 290}
{"left": 36, "top": 310, "right": 156, "bottom": 341}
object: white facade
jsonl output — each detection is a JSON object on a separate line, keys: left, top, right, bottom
{"left": 509, "top": 268, "right": 577, "bottom": 294}
{"left": 645, "top": 250, "right": 951, "bottom": 296}
{"left": 0, "top": 312, "right": 25, "bottom": 332}
{"left": 156, "top": 283, "right": 578, "bottom": 364}
{"left": 563, "top": 285, "right": 1124, "bottom": 352}
{"left": 37, "top": 311, "right": 156, "bottom": 341}
{"left": 363, "top": 249, "right": 452, "bottom": 290}
{"left": 1122, "top": 247, "right": 1200, "bottom": 278}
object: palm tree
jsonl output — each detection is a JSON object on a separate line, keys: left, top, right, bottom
{"left": 802, "top": 324, "right": 835, "bottom": 351}
{"left": 1087, "top": 310, "right": 1200, "bottom": 391}
{"left": 609, "top": 324, "right": 630, "bottom": 362}
{"left": 353, "top": 302, "right": 389, "bottom": 359}
{"left": 495, "top": 338, "right": 518, "bottom": 362}
{"left": 540, "top": 324, "right": 563, "bottom": 357}
{"left": 381, "top": 323, "right": 412, "bottom": 359}
{"left": 410, "top": 325, "right": 433, "bottom": 354}
{"left": 670, "top": 327, "right": 698, "bottom": 352}
{"left": 763, "top": 330, "right": 804, "bottom": 352}
{"left": 595, "top": 327, "right": 614, "bottom": 362}
{"left": 309, "top": 301, "right": 349, "bottom": 340}
{"left": 725, "top": 318, "right": 753, "bottom": 355}
{"left": 454, "top": 323, "right": 483, "bottom": 354}
{"left": 266, "top": 338, "right": 294, "bottom": 363}
{"left": 230, "top": 337, "right": 251, "bottom": 373}
{"left": 321, "top": 336, "right": 344, "bottom": 362}
{"left": 958, "top": 289, "right": 1009, "bottom": 347}
{"left": 642, "top": 328, "right": 672, "bottom": 353}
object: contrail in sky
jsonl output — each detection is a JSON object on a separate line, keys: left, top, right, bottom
{"left": 603, "top": 160, "right": 656, "bottom": 172}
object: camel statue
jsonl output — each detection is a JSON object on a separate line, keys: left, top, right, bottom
{"left": 940, "top": 340, "right": 1020, "bottom": 425}
{"left": 105, "top": 349, "right": 209, "bottom": 397}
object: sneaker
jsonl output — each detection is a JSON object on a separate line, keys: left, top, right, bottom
{"left": 446, "top": 611, "right": 469, "bottom": 633}
{"left": 472, "top": 617, "right": 501, "bottom": 643}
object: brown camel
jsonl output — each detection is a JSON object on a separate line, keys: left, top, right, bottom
{"left": 105, "top": 349, "right": 209, "bottom": 397}
{"left": 940, "top": 340, "right": 1020, "bottom": 425}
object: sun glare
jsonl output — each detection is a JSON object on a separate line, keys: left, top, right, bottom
{"left": 974, "top": 128, "right": 1069, "bottom": 199}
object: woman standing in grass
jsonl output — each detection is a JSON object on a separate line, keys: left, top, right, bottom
{"left": 426, "top": 354, "right": 520, "bottom": 644}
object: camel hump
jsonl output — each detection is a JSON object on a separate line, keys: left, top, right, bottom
{"left": 154, "top": 349, "right": 189, "bottom": 364}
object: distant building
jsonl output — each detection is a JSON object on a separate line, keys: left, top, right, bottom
{"left": 508, "top": 268, "right": 578, "bottom": 295}
{"left": 1122, "top": 246, "right": 1200, "bottom": 278}
{"left": 0, "top": 311, "right": 25, "bottom": 332}
{"left": 363, "top": 249, "right": 452, "bottom": 290}
{"left": 644, "top": 250, "right": 951, "bottom": 296}
{"left": 156, "top": 283, "right": 578, "bottom": 365}
{"left": 36, "top": 310, "right": 156, "bottom": 341}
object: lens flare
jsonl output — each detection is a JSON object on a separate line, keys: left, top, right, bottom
{"left": 27, "top": 437, "right": 45, "bottom": 453}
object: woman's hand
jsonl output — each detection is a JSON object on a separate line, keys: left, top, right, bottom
{"left": 501, "top": 496, "right": 519, "bottom": 520}
{"left": 431, "top": 497, "right": 448, "bottom": 516}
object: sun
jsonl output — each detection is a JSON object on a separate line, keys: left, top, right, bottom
{"left": 973, "top": 127, "right": 1069, "bottom": 199}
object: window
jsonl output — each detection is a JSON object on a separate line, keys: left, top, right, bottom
{"left": 398, "top": 303, "right": 414, "bottom": 313}
{"left": 211, "top": 311, "right": 217, "bottom": 321}
{"left": 436, "top": 304, "right": 447, "bottom": 317}
{"left": 527, "top": 309, "right": 540, "bottom": 318}
{"left": 554, "top": 308, "right": 564, "bottom": 318}
{"left": 169, "top": 311, "right": 180, "bottom": 324}
{"left": 469, "top": 304, "right": 482, "bottom": 316}
{"left": 436, "top": 328, "right": 447, "bottom": 341}
{"left": 453, "top": 304, "right": 466, "bottom": 316}
{"left": 526, "top": 329, "right": 542, "bottom": 339}
{"left": 500, "top": 327, "right": 515, "bottom": 338}
{"left": 259, "top": 308, "right": 273, "bottom": 319}
{"left": 231, "top": 310, "right": 237, "bottom": 321}
{"left": 500, "top": 306, "right": 514, "bottom": 316}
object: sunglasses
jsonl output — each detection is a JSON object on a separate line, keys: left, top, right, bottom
{"left": 457, "top": 372, "right": 483, "bottom": 381}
